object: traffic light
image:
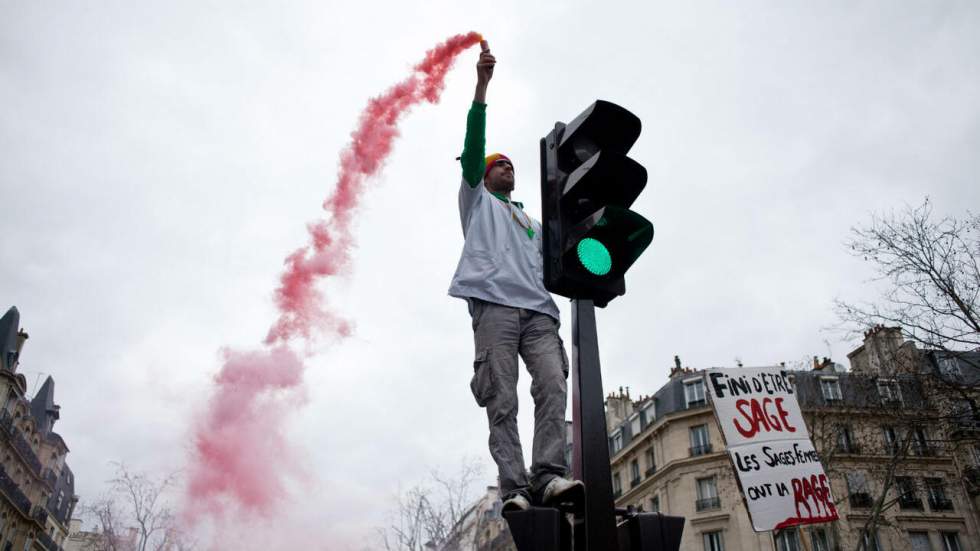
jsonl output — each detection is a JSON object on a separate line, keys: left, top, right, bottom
{"left": 540, "top": 100, "right": 653, "bottom": 307}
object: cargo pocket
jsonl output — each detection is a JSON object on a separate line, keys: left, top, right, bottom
{"left": 470, "top": 348, "right": 496, "bottom": 407}
{"left": 558, "top": 336, "right": 569, "bottom": 379}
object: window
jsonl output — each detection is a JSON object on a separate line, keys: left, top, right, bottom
{"left": 630, "top": 459, "right": 640, "bottom": 486}
{"left": 696, "top": 477, "right": 719, "bottom": 511}
{"left": 882, "top": 426, "right": 898, "bottom": 454}
{"left": 846, "top": 472, "right": 871, "bottom": 507}
{"left": 836, "top": 425, "right": 857, "bottom": 453}
{"left": 896, "top": 477, "right": 921, "bottom": 509}
{"left": 685, "top": 378, "right": 706, "bottom": 408}
{"left": 630, "top": 414, "right": 641, "bottom": 437}
{"left": 650, "top": 494, "right": 660, "bottom": 512}
{"left": 941, "top": 532, "right": 962, "bottom": 551}
{"left": 690, "top": 425, "right": 711, "bottom": 456}
{"left": 810, "top": 528, "right": 831, "bottom": 551}
{"left": 613, "top": 472, "right": 622, "bottom": 497}
{"left": 641, "top": 401, "right": 656, "bottom": 426}
{"left": 611, "top": 429, "right": 623, "bottom": 454}
{"left": 926, "top": 478, "right": 953, "bottom": 511}
{"left": 911, "top": 427, "right": 933, "bottom": 456}
{"left": 775, "top": 528, "right": 801, "bottom": 551}
{"left": 908, "top": 531, "right": 932, "bottom": 551}
{"left": 862, "top": 530, "right": 881, "bottom": 551}
{"left": 938, "top": 357, "right": 963, "bottom": 380}
{"left": 644, "top": 447, "right": 656, "bottom": 475}
{"left": 702, "top": 530, "right": 724, "bottom": 551}
{"left": 820, "top": 378, "right": 842, "bottom": 402}
{"left": 877, "top": 379, "right": 902, "bottom": 404}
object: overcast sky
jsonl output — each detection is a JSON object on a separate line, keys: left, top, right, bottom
{"left": 2, "top": 1, "right": 979, "bottom": 549}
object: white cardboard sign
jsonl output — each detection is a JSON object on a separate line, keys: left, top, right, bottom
{"left": 705, "top": 368, "right": 839, "bottom": 531}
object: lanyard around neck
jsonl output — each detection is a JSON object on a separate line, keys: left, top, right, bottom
{"left": 496, "top": 199, "right": 535, "bottom": 239}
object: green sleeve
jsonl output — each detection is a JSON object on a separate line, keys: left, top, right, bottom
{"left": 460, "top": 101, "right": 486, "bottom": 188}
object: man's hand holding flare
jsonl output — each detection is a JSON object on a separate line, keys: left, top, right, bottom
{"left": 474, "top": 38, "right": 494, "bottom": 103}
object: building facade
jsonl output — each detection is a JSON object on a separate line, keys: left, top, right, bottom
{"left": 0, "top": 307, "right": 78, "bottom": 551}
{"left": 607, "top": 331, "right": 979, "bottom": 551}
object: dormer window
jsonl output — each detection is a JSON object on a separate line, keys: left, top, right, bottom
{"left": 877, "top": 379, "right": 902, "bottom": 405}
{"left": 641, "top": 401, "right": 656, "bottom": 426}
{"left": 629, "top": 413, "right": 641, "bottom": 437}
{"left": 611, "top": 429, "right": 623, "bottom": 454}
{"left": 820, "top": 377, "right": 842, "bottom": 402}
{"left": 684, "top": 378, "right": 706, "bottom": 408}
{"left": 939, "top": 357, "right": 963, "bottom": 380}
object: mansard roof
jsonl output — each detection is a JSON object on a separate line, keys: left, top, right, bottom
{"left": 31, "top": 375, "right": 60, "bottom": 434}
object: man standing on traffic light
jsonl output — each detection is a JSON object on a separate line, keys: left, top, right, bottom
{"left": 448, "top": 42, "right": 585, "bottom": 513}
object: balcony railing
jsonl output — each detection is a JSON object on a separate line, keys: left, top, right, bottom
{"left": 36, "top": 528, "right": 60, "bottom": 551}
{"left": 645, "top": 465, "right": 657, "bottom": 477}
{"left": 912, "top": 443, "right": 938, "bottom": 457}
{"left": 928, "top": 496, "right": 954, "bottom": 511}
{"left": 849, "top": 493, "right": 873, "bottom": 508}
{"left": 951, "top": 414, "right": 980, "bottom": 437}
{"left": 898, "top": 495, "right": 923, "bottom": 510}
{"left": 695, "top": 497, "right": 721, "bottom": 511}
{"left": 630, "top": 477, "right": 640, "bottom": 488}
{"left": 0, "top": 410, "right": 43, "bottom": 474}
{"left": 0, "top": 464, "right": 32, "bottom": 515}
{"left": 690, "top": 444, "right": 712, "bottom": 457}
{"left": 43, "top": 468, "right": 58, "bottom": 488}
{"left": 32, "top": 505, "right": 49, "bottom": 525}
{"left": 686, "top": 399, "right": 706, "bottom": 409}
{"left": 613, "top": 488, "right": 623, "bottom": 498}
{"left": 835, "top": 443, "right": 861, "bottom": 455}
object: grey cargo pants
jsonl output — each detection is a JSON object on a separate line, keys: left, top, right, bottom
{"left": 468, "top": 298, "right": 569, "bottom": 499}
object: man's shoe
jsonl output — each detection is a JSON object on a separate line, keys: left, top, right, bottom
{"left": 502, "top": 493, "right": 531, "bottom": 513}
{"left": 541, "top": 477, "right": 585, "bottom": 510}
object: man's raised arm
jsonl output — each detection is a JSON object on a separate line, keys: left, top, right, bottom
{"left": 460, "top": 41, "right": 495, "bottom": 188}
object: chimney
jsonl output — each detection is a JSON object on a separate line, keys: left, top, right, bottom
{"left": 605, "top": 388, "right": 634, "bottom": 431}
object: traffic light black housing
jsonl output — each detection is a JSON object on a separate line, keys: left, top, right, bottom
{"left": 540, "top": 100, "right": 653, "bottom": 307}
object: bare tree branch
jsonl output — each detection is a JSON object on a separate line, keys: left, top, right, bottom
{"left": 79, "top": 464, "right": 194, "bottom": 551}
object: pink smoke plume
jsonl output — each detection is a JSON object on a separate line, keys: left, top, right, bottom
{"left": 185, "top": 31, "right": 483, "bottom": 531}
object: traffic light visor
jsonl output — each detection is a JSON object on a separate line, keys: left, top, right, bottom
{"left": 558, "top": 100, "right": 642, "bottom": 164}
{"left": 565, "top": 207, "right": 654, "bottom": 280}
{"left": 562, "top": 151, "right": 647, "bottom": 219}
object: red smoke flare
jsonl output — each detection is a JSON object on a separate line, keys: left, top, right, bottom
{"left": 266, "top": 31, "right": 482, "bottom": 345}
{"left": 186, "top": 32, "right": 482, "bottom": 527}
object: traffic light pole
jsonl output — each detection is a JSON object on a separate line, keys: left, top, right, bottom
{"left": 571, "top": 298, "right": 618, "bottom": 551}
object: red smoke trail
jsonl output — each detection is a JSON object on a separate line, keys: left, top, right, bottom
{"left": 185, "top": 32, "right": 483, "bottom": 526}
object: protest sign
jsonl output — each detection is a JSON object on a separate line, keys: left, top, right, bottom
{"left": 705, "top": 368, "right": 839, "bottom": 531}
